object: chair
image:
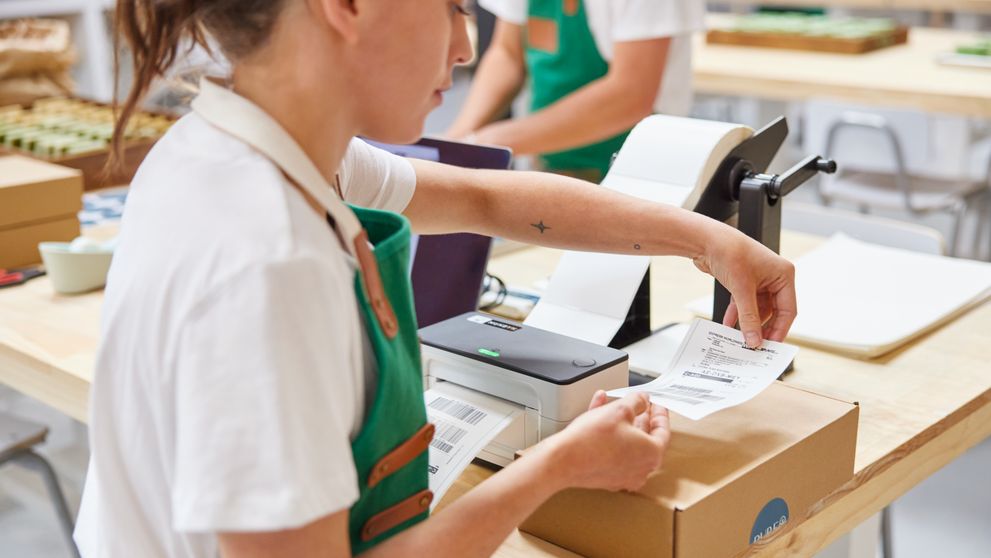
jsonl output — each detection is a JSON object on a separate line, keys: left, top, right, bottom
{"left": 803, "top": 101, "right": 990, "bottom": 257}
{"left": 0, "top": 412, "right": 80, "bottom": 558}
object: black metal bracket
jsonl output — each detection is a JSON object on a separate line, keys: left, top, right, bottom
{"left": 712, "top": 154, "right": 837, "bottom": 323}
{"left": 609, "top": 116, "right": 836, "bottom": 349}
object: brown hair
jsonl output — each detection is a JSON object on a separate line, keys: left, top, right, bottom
{"left": 110, "top": 0, "right": 287, "bottom": 168}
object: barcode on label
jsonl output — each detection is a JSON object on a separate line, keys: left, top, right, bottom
{"left": 430, "top": 420, "right": 469, "bottom": 454}
{"left": 428, "top": 397, "right": 487, "bottom": 425}
{"left": 431, "top": 440, "right": 454, "bottom": 453}
{"left": 669, "top": 384, "right": 713, "bottom": 394}
{"left": 654, "top": 393, "right": 705, "bottom": 406}
{"left": 652, "top": 384, "right": 725, "bottom": 404}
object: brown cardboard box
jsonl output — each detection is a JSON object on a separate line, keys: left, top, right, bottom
{"left": 520, "top": 381, "right": 859, "bottom": 558}
{"left": 0, "top": 155, "right": 82, "bottom": 268}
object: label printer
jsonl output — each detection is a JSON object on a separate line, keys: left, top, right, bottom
{"left": 419, "top": 312, "right": 628, "bottom": 466}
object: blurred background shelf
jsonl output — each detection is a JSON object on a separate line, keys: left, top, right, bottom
{"left": 0, "top": 0, "right": 116, "bottom": 101}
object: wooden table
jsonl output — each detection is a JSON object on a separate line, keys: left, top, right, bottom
{"left": 2, "top": 232, "right": 990, "bottom": 557}
{"left": 714, "top": 0, "right": 991, "bottom": 12}
{"left": 0, "top": 223, "right": 117, "bottom": 424}
{"left": 694, "top": 16, "right": 991, "bottom": 118}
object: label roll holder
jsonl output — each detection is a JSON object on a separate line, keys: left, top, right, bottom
{"left": 615, "top": 116, "right": 837, "bottom": 349}
{"left": 696, "top": 116, "right": 837, "bottom": 323}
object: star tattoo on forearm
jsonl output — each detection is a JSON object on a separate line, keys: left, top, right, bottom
{"left": 531, "top": 220, "right": 551, "bottom": 234}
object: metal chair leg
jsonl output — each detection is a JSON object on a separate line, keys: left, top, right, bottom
{"left": 10, "top": 450, "right": 81, "bottom": 558}
{"left": 982, "top": 192, "right": 991, "bottom": 261}
{"left": 949, "top": 204, "right": 966, "bottom": 257}
{"left": 972, "top": 192, "right": 990, "bottom": 261}
{"left": 880, "top": 506, "right": 894, "bottom": 558}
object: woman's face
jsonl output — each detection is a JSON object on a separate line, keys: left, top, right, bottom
{"left": 351, "top": 0, "right": 473, "bottom": 143}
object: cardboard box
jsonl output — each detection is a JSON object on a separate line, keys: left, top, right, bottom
{"left": 0, "top": 155, "right": 81, "bottom": 268}
{"left": 520, "top": 381, "right": 859, "bottom": 558}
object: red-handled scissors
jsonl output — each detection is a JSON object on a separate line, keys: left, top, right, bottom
{"left": 0, "top": 266, "right": 46, "bottom": 289}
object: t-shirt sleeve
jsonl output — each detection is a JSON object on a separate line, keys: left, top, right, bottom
{"left": 609, "top": 0, "right": 706, "bottom": 42}
{"left": 339, "top": 138, "right": 417, "bottom": 213}
{"left": 478, "top": 0, "right": 527, "bottom": 25}
{"left": 170, "top": 256, "right": 363, "bottom": 533}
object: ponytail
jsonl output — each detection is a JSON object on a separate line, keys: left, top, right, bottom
{"left": 111, "top": 1, "right": 204, "bottom": 170}
{"left": 110, "top": 0, "right": 286, "bottom": 170}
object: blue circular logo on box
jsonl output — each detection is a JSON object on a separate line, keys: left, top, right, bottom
{"left": 750, "top": 497, "right": 789, "bottom": 544}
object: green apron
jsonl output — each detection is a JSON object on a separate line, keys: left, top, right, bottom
{"left": 526, "top": 0, "right": 631, "bottom": 182}
{"left": 346, "top": 205, "right": 433, "bottom": 553}
{"left": 191, "top": 78, "right": 433, "bottom": 555}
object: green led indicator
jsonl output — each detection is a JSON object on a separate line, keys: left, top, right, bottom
{"left": 478, "top": 348, "right": 500, "bottom": 358}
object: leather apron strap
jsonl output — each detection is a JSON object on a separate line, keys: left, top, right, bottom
{"left": 191, "top": 77, "right": 399, "bottom": 337}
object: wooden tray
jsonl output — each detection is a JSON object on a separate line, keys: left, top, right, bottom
{"left": 49, "top": 136, "right": 160, "bottom": 191}
{"left": 2, "top": 97, "right": 176, "bottom": 190}
{"left": 707, "top": 26, "right": 910, "bottom": 54}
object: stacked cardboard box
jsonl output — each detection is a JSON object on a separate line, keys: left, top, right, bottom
{"left": 0, "top": 155, "right": 81, "bottom": 268}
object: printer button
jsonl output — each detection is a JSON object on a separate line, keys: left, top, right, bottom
{"left": 572, "top": 358, "right": 596, "bottom": 367}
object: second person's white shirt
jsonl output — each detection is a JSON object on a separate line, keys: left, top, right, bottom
{"left": 479, "top": 0, "right": 706, "bottom": 116}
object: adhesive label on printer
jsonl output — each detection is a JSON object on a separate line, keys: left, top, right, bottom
{"left": 467, "top": 314, "right": 521, "bottom": 332}
{"left": 424, "top": 387, "right": 520, "bottom": 508}
{"left": 750, "top": 497, "right": 789, "bottom": 544}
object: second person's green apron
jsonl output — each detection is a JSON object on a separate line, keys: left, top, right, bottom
{"left": 525, "top": 0, "right": 632, "bottom": 182}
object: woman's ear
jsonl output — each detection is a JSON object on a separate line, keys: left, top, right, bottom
{"left": 316, "top": 0, "right": 360, "bottom": 44}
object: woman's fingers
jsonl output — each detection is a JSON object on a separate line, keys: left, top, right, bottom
{"left": 633, "top": 406, "right": 649, "bottom": 432}
{"left": 649, "top": 406, "right": 671, "bottom": 444}
{"left": 587, "top": 389, "right": 608, "bottom": 411}
{"left": 614, "top": 393, "right": 651, "bottom": 423}
{"left": 731, "top": 288, "right": 764, "bottom": 349}
{"left": 764, "top": 286, "right": 797, "bottom": 342}
{"left": 723, "top": 262, "right": 797, "bottom": 346}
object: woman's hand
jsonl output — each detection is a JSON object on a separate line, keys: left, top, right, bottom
{"left": 692, "top": 230, "right": 797, "bottom": 348}
{"left": 540, "top": 391, "right": 670, "bottom": 493}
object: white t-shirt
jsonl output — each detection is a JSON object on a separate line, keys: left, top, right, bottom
{"left": 74, "top": 109, "right": 416, "bottom": 557}
{"left": 479, "top": 0, "right": 706, "bottom": 116}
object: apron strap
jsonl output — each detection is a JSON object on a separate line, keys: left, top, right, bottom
{"left": 191, "top": 77, "right": 399, "bottom": 338}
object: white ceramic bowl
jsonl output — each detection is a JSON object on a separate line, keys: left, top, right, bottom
{"left": 38, "top": 242, "right": 114, "bottom": 294}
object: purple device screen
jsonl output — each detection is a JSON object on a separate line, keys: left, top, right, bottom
{"left": 361, "top": 137, "right": 512, "bottom": 327}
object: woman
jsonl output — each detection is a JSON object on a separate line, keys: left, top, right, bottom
{"left": 75, "top": 1, "right": 796, "bottom": 557}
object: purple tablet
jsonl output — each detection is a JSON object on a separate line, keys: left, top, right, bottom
{"left": 362, "top": 137, "right": 512, "bottom": 327}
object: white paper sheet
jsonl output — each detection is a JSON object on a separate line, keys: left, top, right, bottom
{"left": 424, "top": 386, "right": 520, "bottom": 508}
{"left": 687, "top": 234, "right": 991, "bottom": 358}
{"left": 524, "top": 251, "right": 650, "bottom": 345}
{"left": 609, "top": 319, "right": 798, "bottom": 420}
